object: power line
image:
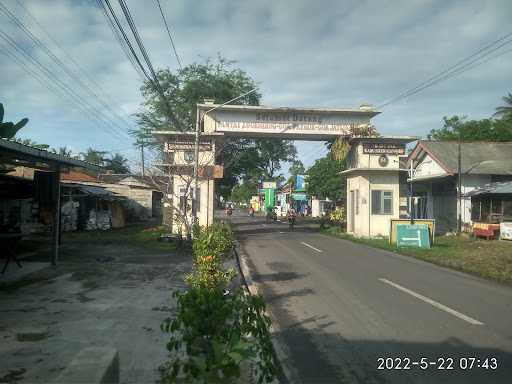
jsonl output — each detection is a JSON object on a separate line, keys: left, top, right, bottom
{"left": 99, "top": 0, "right": 184, "bottom": 130}
{"left": 154, "top": 0, "right": 183, "bottom": 70}
{"left": 0, "top": 1, "right": 131, "bottom": 141}
{"left": 97, "top": 0, "right": 151, "bottom": 81}
{"left": 378, "top": 32, "right": 512, "bottom": 108}
{"left": 14, "top": 0, "right": 137, "bottom": 129}
{"left": 0, "top": 28, "right": 128, "bottom": 143}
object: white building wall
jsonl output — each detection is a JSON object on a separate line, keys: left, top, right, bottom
{"left": 368, "top": 172, "right": 400, "bottom": 237}
{"left": 347, "top": 172, "right": 400, "bottom": 237}
{"left": 171, "top": 176, "right": 214, "bottom": 235}
{"left": 412, "top": 154, "right": 447, "bottom": 179}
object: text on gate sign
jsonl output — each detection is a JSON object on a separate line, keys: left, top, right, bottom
{"left": 363, "top": 143, "right": 406, "bottom": 155}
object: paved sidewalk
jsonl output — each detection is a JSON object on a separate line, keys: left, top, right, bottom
{"left": 0, "top": 243, "right": 191, "bottom": 383}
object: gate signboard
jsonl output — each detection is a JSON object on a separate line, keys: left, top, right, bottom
{"left": 200, "top": 104, "right": 380, "bottom": 140}
{"left": 362, "top": 143, "right": 405, "bottom": 155}
{"left": 396, "top": 224, "right": 431, "bottom": 248}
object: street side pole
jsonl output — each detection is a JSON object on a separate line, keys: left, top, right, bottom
{"left": 52, "top": 165, "right": 61, "bottom": 266}
{"left": 457, "top": 135, "right": 462, "bottom": 234}
{"left": 192, "top": 113, "right": 200, "bottom": 225}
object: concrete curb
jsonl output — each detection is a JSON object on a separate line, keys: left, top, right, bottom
{"left": 234, "top": 242, "right": 300, "bottom": 384}
{"left": 53, "top": 347, "right": 119, "bottom": 383}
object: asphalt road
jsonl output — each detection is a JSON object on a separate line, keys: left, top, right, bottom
{"left": 230, "top": 211, "right": 512, "bottom": 384}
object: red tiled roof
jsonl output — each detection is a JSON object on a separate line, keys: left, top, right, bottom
{"left": 61, "top": 169, "right": 98, "bottom": 182}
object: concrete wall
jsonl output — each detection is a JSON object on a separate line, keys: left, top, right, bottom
{"left": 103, "top": 184, "right": 154, "bottom": 220}
{"left": 171, "top": 176, "right": 214, "bottom": 235}
{"left": 347, "top": 172, "right": 400, "bottom": 237}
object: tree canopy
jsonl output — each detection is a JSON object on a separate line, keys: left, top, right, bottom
{"left": 306, "top": 155, "right": 346, "bottom": 201}
{"left": 229, "top": 182, "right": 255, "bottom": 204}
{"left": 428, "top": 92, "right": 512, "bottom": 142}
{"left": 105, "top": 153, "right": 130, "bottom": 174}
{"left": 133, "top": 56, "right": 297, "bottom": 199}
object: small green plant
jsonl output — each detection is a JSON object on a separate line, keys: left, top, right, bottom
{"left": 160, "top": 224, "right": 278, "bottom": 383}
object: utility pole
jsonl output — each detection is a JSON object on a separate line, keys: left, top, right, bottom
{"left": 457, "top": 134, "right": 462, "bottom": 234}
{"left": 192, "top": 88, "right": 257, "bottom": 225}
{"left": 140, "top": 140, "right": 145, "bottom": 177}
{"left": 409, "top": 160, "right": 414, "bottom": 224}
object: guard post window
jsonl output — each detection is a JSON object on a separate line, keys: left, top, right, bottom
{"left": 371, "top": 190, "right": 393, "bottom": 215}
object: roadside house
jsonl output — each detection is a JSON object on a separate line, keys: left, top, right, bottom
{"left": 97, "top": 174, "right": 163, "bottom": 220}
{"left": 407, "top": 141, "right": 512, "bottom": 233}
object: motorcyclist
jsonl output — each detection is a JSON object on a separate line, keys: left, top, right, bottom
{"left": 265, "top": 206, "right": 273, "bottom": 223}
{"left": 248, "top": 206, "right": 255, "bottom": 217}
{"left": 287, "top": 207, "right": 297, "bottom": 230}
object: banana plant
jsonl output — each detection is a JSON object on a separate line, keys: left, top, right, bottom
{"left": 0, "top": 103, "right": 29, "bottom": 139}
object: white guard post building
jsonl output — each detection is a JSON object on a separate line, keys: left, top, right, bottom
{"left": 341, "top": 136, "right": 418, "bottom": 237}
{"left": 153, "top": 131, "right": 223, "bottom": 235}
{"left": 153, "top": 100, "right": 381, "bottom": 235}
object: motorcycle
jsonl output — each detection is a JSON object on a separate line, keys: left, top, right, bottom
{"left": 226, "top": 207, "right": 233, "bottom": 216}
{"left": 288, "top": 215, "right": 296, "bottom": 231}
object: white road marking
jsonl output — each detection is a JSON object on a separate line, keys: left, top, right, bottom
{"left": 301, "top": 242, "right": 323, "bottom": 253}
{"left": 379, "top": 278, "right": 484, "bottom": 326}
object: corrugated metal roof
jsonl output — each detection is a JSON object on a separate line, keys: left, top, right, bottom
{"left": 64, "top": 182, "right": 124, "bottom": 200}
{"left": 0, "top": 138, "right": 103, "bottom": 171}
{"left": 419, "top": 141, "right": 512, "bottom": 175}
{"left": 466, "top": 181, "right": 512, "bottom": 196}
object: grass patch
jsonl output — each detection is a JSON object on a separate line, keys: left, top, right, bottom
{"left": 62, "top": 223, "right": 178, "bottom": 251}
{"left": 322, "top": 227, "right": 512, "bottom": 285}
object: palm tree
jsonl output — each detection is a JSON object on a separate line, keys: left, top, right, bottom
{"left": 104, "top": 153, "right": 130, "bottom": 174}
{"left": 495, "top": 92, "right": 512, "bottom": 119}
{"left": 81, "top": 147, "right": 107, "bottom": 165}
{"left": 51, "top": 146, "right": 73, "bottom": 157}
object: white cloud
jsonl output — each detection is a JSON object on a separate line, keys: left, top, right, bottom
{"left": 0, "top": 0, "right": 511, "bottom": 170}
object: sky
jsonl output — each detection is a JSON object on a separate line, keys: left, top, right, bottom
{"left": 1, "top": 0, "right": 511, "bottom": 174}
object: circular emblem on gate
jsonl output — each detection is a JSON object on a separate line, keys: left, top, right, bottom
{"left": 184, "top": 151, "right": 194, "bottom": 163}
{"left": 378, "top": 154, "right": 389, "bottom": 167}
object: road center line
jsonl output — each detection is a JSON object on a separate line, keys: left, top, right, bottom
{"left": 379, "top": 278, "right": 483, "bottom": 325}
{"left": 301, "top": 242, "right": 323, "bottom": 253}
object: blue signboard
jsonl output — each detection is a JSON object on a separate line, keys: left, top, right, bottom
{"left": 396, "top": 224, "right": 431, "bottom": 249}
{"left": 296, "top": 175, "right": 305, "bottom": 190}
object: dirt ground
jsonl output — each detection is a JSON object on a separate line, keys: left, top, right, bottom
{"left": 0, "top": 225, "right": 192, "bottom": 384}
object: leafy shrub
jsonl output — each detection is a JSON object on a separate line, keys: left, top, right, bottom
{"left": 329, "top": 207, "right": 345, "bottom": 226}
{"left": 192, "top": 222, "right": 233, "bottom": 261}
{"left": 161, "top": 224, "right": 277, "bottom": 383}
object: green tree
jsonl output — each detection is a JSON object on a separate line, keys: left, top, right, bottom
{"left": 427, "top": 115, "right": 512, "bottom": 142}
{"left": 230, "top": 182, "right": 255, "bottom": 204}
{"left": 13, "top": 137, "right": 49, "bottom": 150}
{"left": 132, "top": 56, "right": 297, "bottom": 199}
{"left": 306, "top": 155, "right": 346, "bottom": 200}
{"left": 81, "top": 147, "right": 107, "bottom": 165}
{"left": 0, "top": 103, "right": 29, "bottom": 139}
{"left": 287, "top": 159, "right": 305, "bottom": 188}
{"left": 253, "top": 139, "right": 297, "bottom": 180}
{"left": 51, "top": 146, "right": 73, "bottom": 157}
{"left": 105, "top": 153, "right": 130, "bottom": 174}
{"left": 495, "top": 92, "right": 512, "bottom": 119}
